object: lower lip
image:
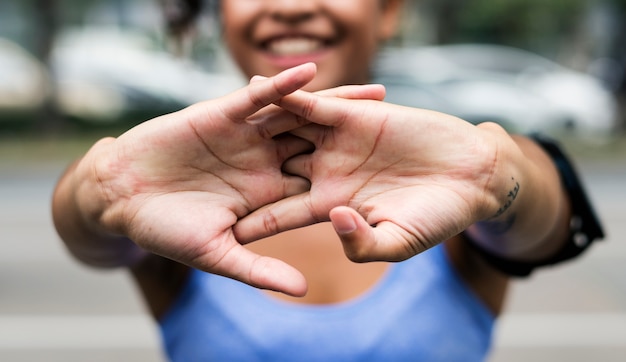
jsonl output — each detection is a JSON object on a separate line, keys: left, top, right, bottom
{"left": 262, "top": 49, "right": 329, "bottom": 70}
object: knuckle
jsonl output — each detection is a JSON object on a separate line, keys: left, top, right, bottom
{"left": 247, "top": 87, "right": 267, "bottom": 110}
{"left": 255, "top": 123, "right": 273, "bottom": 140}
{"left": 262, "top": 210, "right": 280, "bottom": 236}
{"left": 301, "top": 96, "right": 317, "bottom": 121}
{"left": 344, "top": 247, "right": 371, "bottom": 263}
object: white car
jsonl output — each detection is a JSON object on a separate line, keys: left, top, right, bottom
{"left": 374, "top": 44, "right": 619, "bottom": 139}
{"left": 51, "top": 27, "right": 242, "bottom": 124}
{"left": 0, "top": 38, "right": 48, "bottom": 117}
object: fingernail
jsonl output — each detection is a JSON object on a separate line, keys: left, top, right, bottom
{"left": 334, "top": 216, "right": 357, "bottom": 235}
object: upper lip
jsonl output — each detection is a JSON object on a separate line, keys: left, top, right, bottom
{"left": 254, "top": 28, "right": 337, "bottom": 49}
{"left": 258, "top": 33, "right": 332, "bottom": 49}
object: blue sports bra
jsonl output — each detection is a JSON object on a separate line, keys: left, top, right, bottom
{"left": 159, "top": 244, "right": 494, "bottom": 361}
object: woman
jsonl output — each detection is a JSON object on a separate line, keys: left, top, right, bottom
{"left": 53, "top": 1, "right": 603, "bottom": 360}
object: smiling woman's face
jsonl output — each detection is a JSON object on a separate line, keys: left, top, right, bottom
{"left": 221, "top": 0, "right": 402, "bottom": 91}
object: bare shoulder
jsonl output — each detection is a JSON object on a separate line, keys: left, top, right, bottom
{"left": 444, "top": 235, "right": 510, "bottom": 316}
{"left": 130, "top": 254, "right": 191, "bottom": 320}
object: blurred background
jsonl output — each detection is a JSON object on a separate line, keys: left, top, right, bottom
{"left": 0, "top": 0, "right": 624, "bottom": 361}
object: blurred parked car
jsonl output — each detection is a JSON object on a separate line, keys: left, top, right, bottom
{"left": 0, "top": 38, "right": 48, "bottom": 121}
{"left": 51, "top": 27, "right": 242, "bottom": 125}
{"left": 374, "top": 44, "right": 619, "bottom": 139}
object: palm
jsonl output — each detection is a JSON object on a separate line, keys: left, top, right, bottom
{"left": 79, "top": 64, "right": 389, "bottom": 294}
{"left": 238, "top": 97, "right": 502, "bottom": 262}
{"left": 80, "top": 64, "right": 321, "bottom": 295}
{"left": 111, "top": 104, "right": 303, "bottom": 273}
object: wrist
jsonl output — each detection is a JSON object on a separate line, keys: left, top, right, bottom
{"left": 473, "top": 122, "right": 528, "bottom": 223}
{"left": 73, "top": 137, "right": 119, "bottom": 233}
{"left": 467, "top": 129, "right": 568, "bottom": 260}
{"left": 464, "top": 133, "right": 604, "bottom": 276}
{"left": 468, "top": 124, "right": 562, "bottom": 255}
{"left": 56, "top": 137, "right": 148, "bottom": 268}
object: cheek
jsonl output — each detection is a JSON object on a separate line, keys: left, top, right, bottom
{"left": 343, "top": 26, "right": 380, "bottom": 79}
{"left": 220, "top": 2, "right": 256, "bottom": 49}
{"left": 220, "top": 21, "right": 255, "bottom": 75}
{"left": 340, "top": 8, "right": 383, "bottom": 61}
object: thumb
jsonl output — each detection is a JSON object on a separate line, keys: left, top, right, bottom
{"left": 330, "top": 206, "right": 420, "bottom": 263}
{"left": 330, "top": 206, "right": 378, "bottom": 263}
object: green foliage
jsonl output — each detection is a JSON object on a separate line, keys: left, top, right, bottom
{"left": 453, "top": 0, "right": 587, "bottom": 47}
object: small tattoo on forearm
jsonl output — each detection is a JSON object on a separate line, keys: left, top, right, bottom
{"left": 492, "top": 178, "right": 519, "bottom": 218}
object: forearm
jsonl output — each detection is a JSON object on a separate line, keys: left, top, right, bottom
{"left": 52, "top": 140, "right": 148, "bottom": 268}
{"left": 465, "top": 126, "right": 571, "bottom": 261}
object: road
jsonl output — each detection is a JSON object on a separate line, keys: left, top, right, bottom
{"left": 0, "top": 145, "right": 624, "bottom": 362}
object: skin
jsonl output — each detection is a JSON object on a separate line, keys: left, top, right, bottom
{"left": 239, "top": 85, "right": 570, "bottom": 310}
{"left": 221, "top": 0, "right": 401, "bottom": 91}
{"left": 53, "top": 0, "right": 572, "bottom": 320}
{"left": 52, "top": 63, "right": 387, "bottom": 296}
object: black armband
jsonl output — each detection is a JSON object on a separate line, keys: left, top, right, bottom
{"left": 466, "top": 133, "right": 605, "bottom": 277}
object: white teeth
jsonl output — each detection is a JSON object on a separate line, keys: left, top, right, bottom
{"left": 267, "top": 38, "right": 323, "bottom": 55}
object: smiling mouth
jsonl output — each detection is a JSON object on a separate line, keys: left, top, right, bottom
{"left": 263, "top": 37, "right": 331, "bottom": 56}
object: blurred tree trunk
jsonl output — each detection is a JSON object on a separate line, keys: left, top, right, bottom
{"left": 604, "top": 0, "right": 626, "bottom": 130}
{"left": 33, "top": 0, "right": 63, "bottom": 134}
{"left": 431, "top": 0, "right": 463, "bottom": 44}
{"left": 582, "top": 0, "right": 626, "bottom": 131}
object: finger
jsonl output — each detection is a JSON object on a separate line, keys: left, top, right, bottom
{"left": 282, "top": 174, "right": 311, "bottom": 199}
{"left": 274, "top": 133, "right": 315, "bottom": 161}
{"left": 282, "top": 153, "right": 313, "bottom": 179}
{"left": 274, "top": 134, "right": 313, "bottom": 196}
{"left": 315, "top": 84, "right": 386, "bottom": 101}
{"left": 284, "top": 123, "right": 329, "bottom": 145}
{"left": 199, "top": 243, "right": 308, "bottom": 297}
{"left": 252, "top": 74, "right": 386, "bottom": 102}
{"left": 275, "top": 89, "right": 357, "bottom": 128}
{"left": 250, "top": 84, "right": 385, "bottom": 138}
{"left": 330, "top": 206, "right": 377, "bottom": 262}
{"left": 220, "top": 62, "right": 317, "bottom": 122}
{"left": 248, "top": 105, "right": 311, "bottom": 139}
{"left": 330, "top": 206, "right": 424, "bottom": 263}
{"left": 233, "top": 193, "right": 323, "bottom": 244}
{"left": 250, "top": 75, "right": 267, "bottom": 83}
